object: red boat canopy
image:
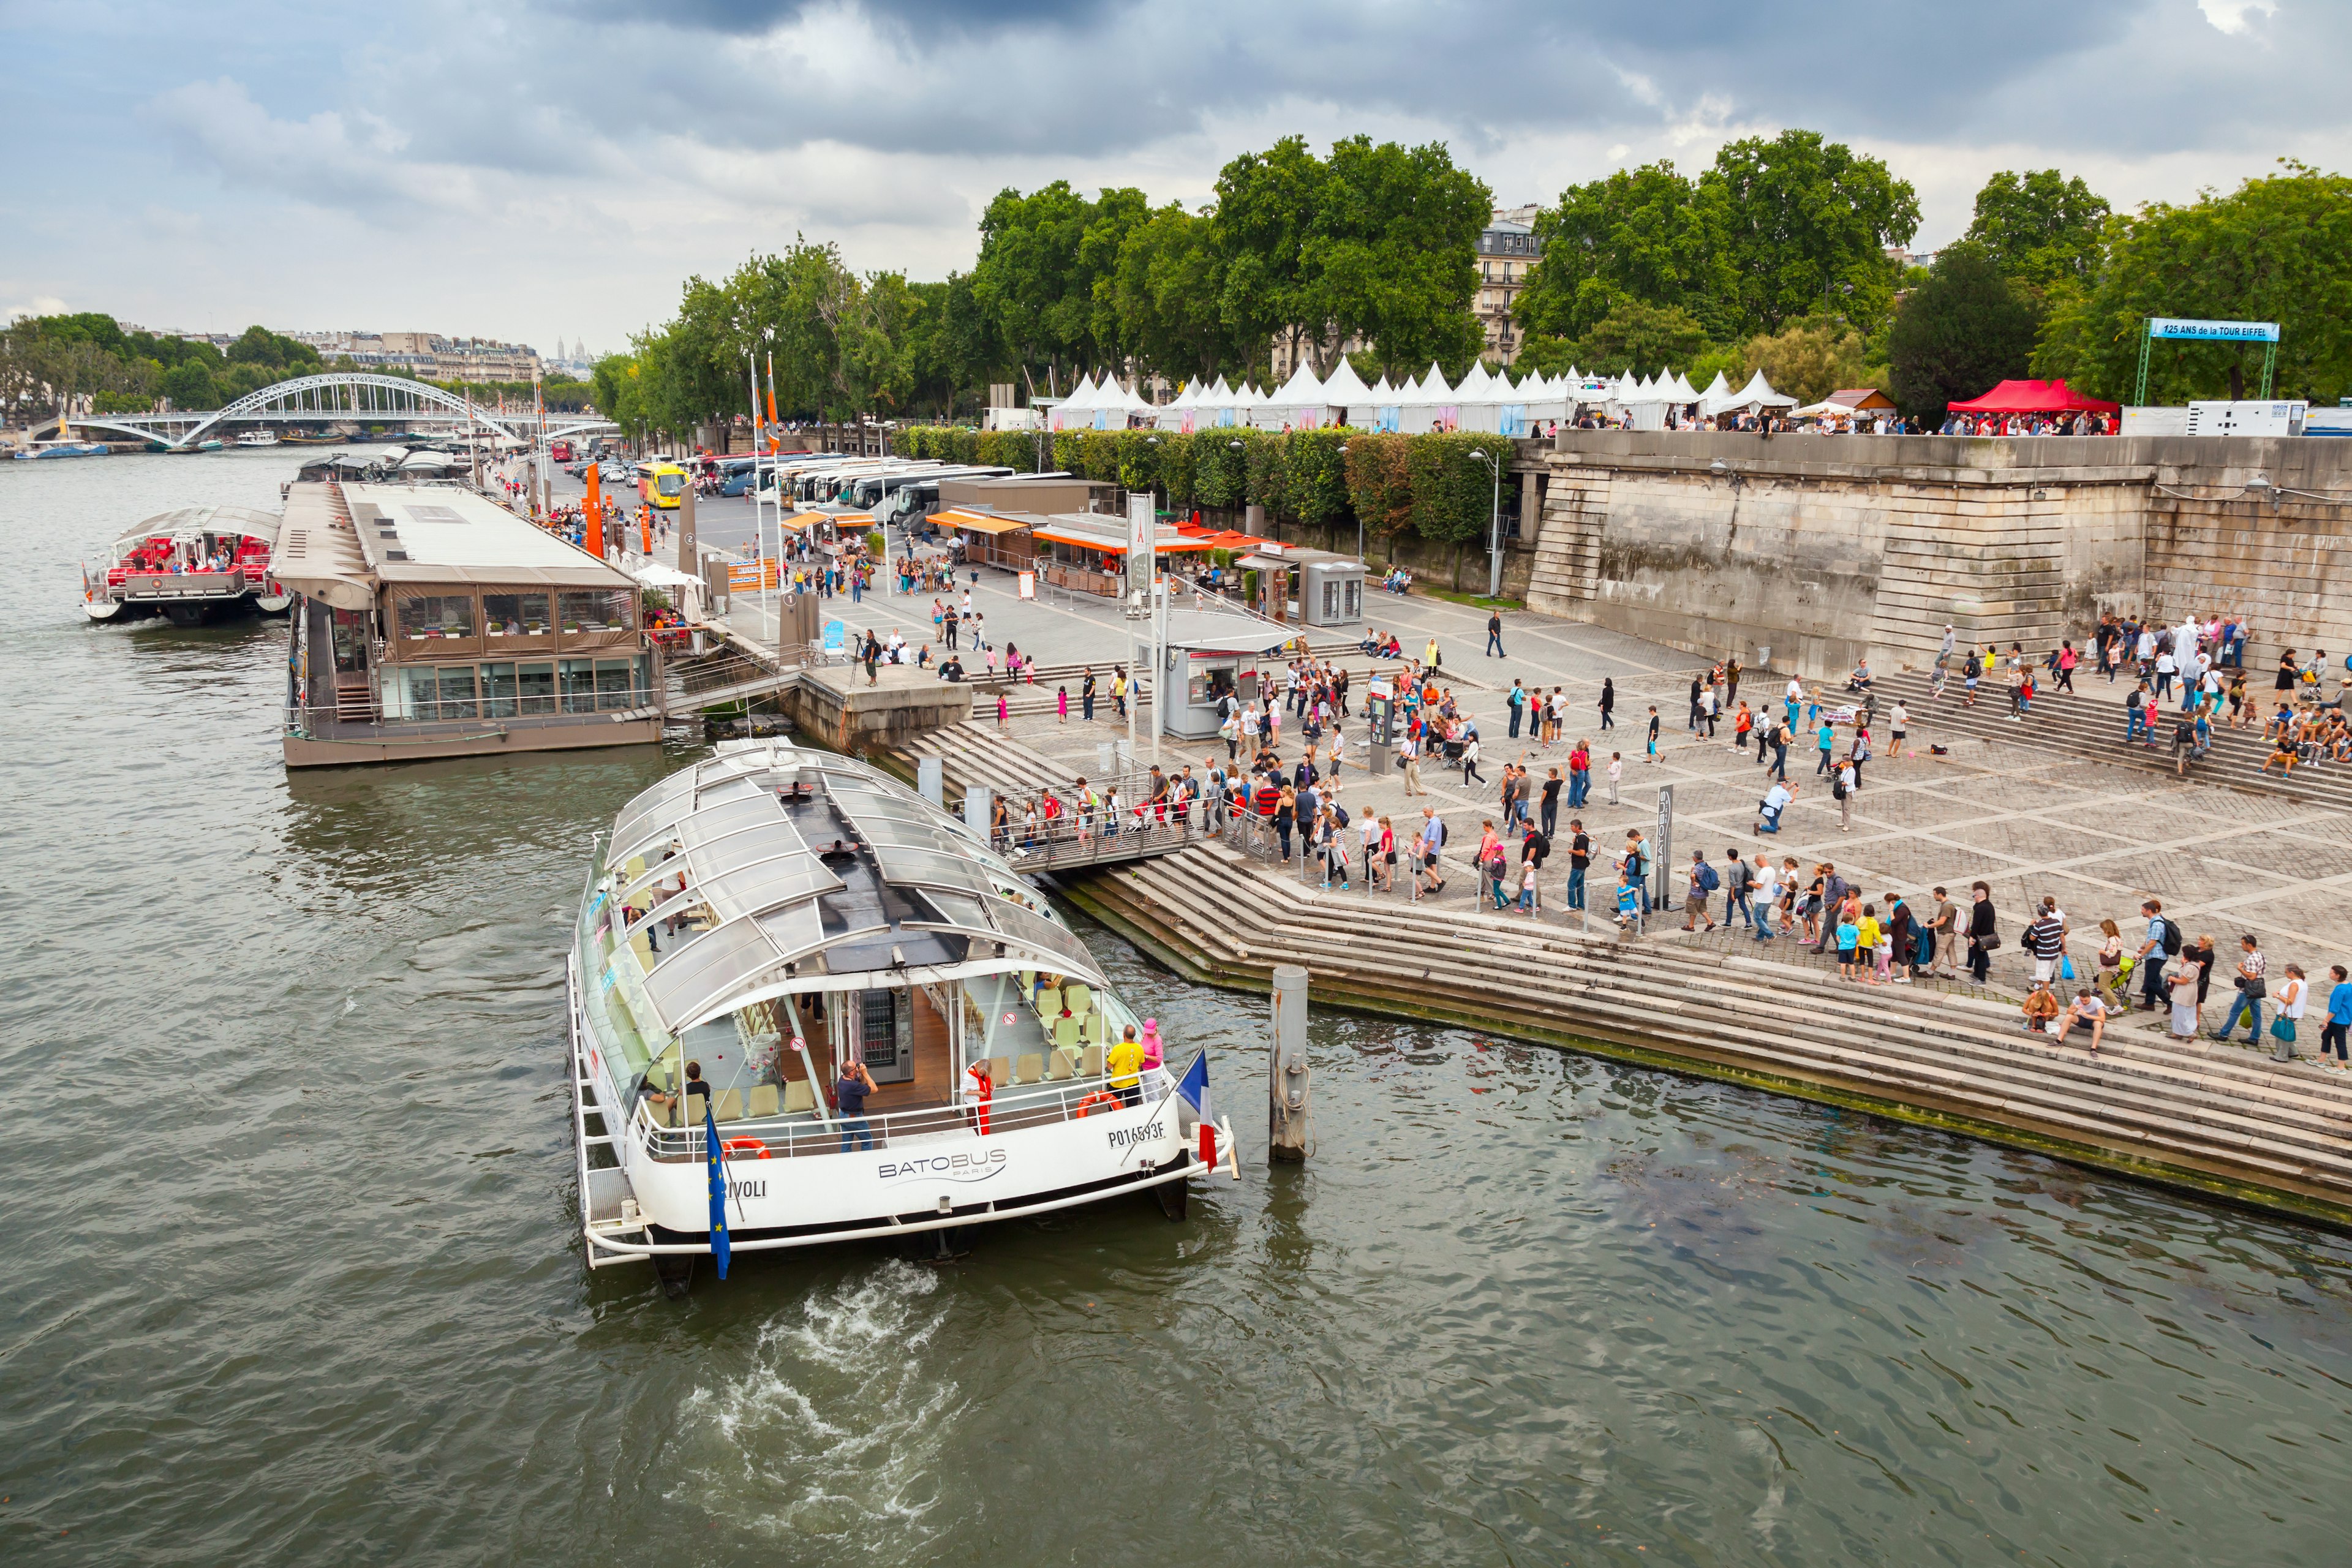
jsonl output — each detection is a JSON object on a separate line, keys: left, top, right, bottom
{"left": 1947, "top": 379, "right": 2120, "bottom": 415}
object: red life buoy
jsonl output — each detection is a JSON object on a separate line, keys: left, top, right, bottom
{"left": 722, "top": 1137, "right": 771, "bottom": 1159}
{"left": 1073, "top": 1091, "right": 1119, "bottom": 1118}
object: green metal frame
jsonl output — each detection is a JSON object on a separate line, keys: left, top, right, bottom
{"left": 2137, "top": 317, "right": 2280, "bottom": 404}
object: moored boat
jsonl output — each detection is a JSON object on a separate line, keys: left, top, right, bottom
{"left": 569, "top": 738, "right": 1235, "bottom": 1287}
{"left": 235, "top": 429, "right": 282, "bottom": 448}
{"left": 81, "top": 505, "right": 288, "bottom": 624}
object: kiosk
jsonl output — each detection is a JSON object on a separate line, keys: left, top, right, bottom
{"left": 1149, "top": 603, "right": 1302, "bottom": 742}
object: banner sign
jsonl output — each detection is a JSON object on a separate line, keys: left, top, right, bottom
{"left": 726, "top": 560, "right": 779, "bottom": 590}
{"left": 2148, "top": 317, "right": 2279, "bottom": 343}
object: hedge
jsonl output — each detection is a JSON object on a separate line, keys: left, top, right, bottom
{"left": 889, "top": 423, "right": 1506, "bottom": 550}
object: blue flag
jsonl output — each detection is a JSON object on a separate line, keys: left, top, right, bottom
{"left": 703, "top": 1101, "right": 731, "bottom": 1281}
{"left": 1174, "top": 1048, "right": 1210, "bottom": 1126}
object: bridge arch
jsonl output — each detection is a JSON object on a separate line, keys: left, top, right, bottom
{"left": 174, "top": 373, "right": 524, "bottom": 449}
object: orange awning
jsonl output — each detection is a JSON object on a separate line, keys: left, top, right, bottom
{"left": 1033, "top": 527, "right": 1215, "bottom": 554}
{"left": 940, "top": 509, "right": 1033, "bottom": 535}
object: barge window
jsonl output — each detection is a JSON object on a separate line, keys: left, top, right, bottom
{"left": 484, "top": 592, "right": 550, "bottom": 636}
{"left": 434, "top": 665, "right": 478, "bottom": 718}
{"left": 516, "top": 662, "right": 556, "bottom": 715}
{"left": 559, "top": 590, "right": 635, "bottom": 633}
{"left": 397, "top": 595, "right": 475, "bottom": 641}
{"left": 596, "top": 657, "right": 643, "bottom": 709}
{"left": 481, "top": 662, "right": 519, "bottom": 718}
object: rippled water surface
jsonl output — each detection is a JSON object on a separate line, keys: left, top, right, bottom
{"left": 4, "top": 456, "right": 2350, "bottom": 1567}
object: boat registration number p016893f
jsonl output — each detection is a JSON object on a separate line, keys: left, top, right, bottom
{"left": 1106, "top": 1119, "right": 1164, "bottom": 1151}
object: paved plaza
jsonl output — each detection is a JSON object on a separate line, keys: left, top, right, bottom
{"left": 761, "top": 543, "right": 2348, "bottom": 1055}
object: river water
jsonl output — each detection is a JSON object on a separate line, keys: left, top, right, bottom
{"left": 3, "top": 454, "right": 2348, "bottom": 1567}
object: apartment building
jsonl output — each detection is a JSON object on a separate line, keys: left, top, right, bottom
{"left": 1476, "top": 205, "right": 1543, "bottom": 366}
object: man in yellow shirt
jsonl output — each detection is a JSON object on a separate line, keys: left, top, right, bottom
{"left": 1107, "top": 1025, "right": 1147, "bottom": 1106}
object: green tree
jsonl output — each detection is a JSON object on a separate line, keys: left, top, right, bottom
{"left": 1569, "top": 300, "right": 1711, "bottom": 378}
{"left": 1107, "top": 202, "right": 1232, "bottom": 385}
{"left": 1703, "top": 129, "right": 1920, "bottom": 340}
{"left": 1308, "top": 135, "right": 1489, "bottom": 380}
{"left": 160, "top": 358, "right": 218, "bottom": 410}
{"left": 2034, "top": 160, "right": 2352, "bottom": 405}
{"left": 1962, "top": 169, "right": 2111, "bottom": 290}
{"left": 224, "top": 324, "right": 318, "bottom": 371}
{"left": 1887, "top": 244, "right": 2043, "bottom": 421}
{"left": 1515, "top": 160, "right": 1736, "bottom": 345}
{"left": 1743, "top": 316, "right": 1869, "bottom": 407}
{"left": 971, "top": 180, "right": 1117, "bottom": 398}
{"left": 1212, "top": 137, "right": 1331, "bottom": 381}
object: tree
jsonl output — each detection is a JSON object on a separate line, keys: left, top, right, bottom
{"left": 1569, "top": 300, "right": 1710, "bottom": 378}
{"left": 1107, "top": 202, "right": 1231, "bottom": 385}
{"left": 1307, "top": 135, "right": 1488, "bottom": 380}
{"left": 1515, "top": 160, "right": 1736, "bottom": 346}
{"left": 224, "top": 324, "right": 318, "bottom": 371}
{"left": 160, "top": 358, "right": 218, "bottom": 410}
{"left": 1703, "top": 129, "right": 1920, "bottom": 341}
{"left": 1212, "top": 137, "right": 1331, "bottom": 382}
{"left": 1962, "top": 169, "right": 2110, "bottom": 290}
{"left": 2034, "top": 160, "right": 2352, "bottom": 405}
{"left": 1887, "top": 244, "right": 2043, "bottom": 421}
{"left": 971, "top": 180, "right": 1115, "bottom": 398}
{"left": 1743, "top": 316, "right": 1869, "bottom": 407}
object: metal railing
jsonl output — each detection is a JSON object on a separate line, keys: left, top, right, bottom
{"left": 282, "top": 682, "right": 660, "bottom": 735}
{"left": 636, "top": 1065, "right": 1177, "bottom": 1161}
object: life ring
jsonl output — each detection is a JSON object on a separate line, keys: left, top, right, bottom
{"left": 1073, "top": 1091, "right": 1120, "bottom": 1118}
{"left": 721, "top": 1137, "right": 771, "bottom": 1159}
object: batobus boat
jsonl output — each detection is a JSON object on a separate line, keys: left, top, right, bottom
{"left": 81, "top": 505, "right": 290, "bottom": 624}
{"left": 569, "top": 738, "right": 1234, "bottom": 1287}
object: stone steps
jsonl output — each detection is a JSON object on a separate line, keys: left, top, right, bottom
{"left": 1069, "top": 843, "right": 2352, "bottom": 1215}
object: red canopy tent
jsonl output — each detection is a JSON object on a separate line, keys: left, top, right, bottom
{"left": 1947, "top": 379, "right": 2120, "bottom": 415}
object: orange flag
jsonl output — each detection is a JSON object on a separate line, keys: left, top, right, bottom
{"left": 584, "top": 467, "right": 605, "bottom": 557}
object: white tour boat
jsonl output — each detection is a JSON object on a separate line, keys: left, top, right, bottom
{"left": 568, "top": 738, "right": 1236, "bottom": 1289}
{"left": 235, "top": 428, "right": 282, "bottom": 448}
{"left": 80, "top": 505, "right": 291, "bottom": 624}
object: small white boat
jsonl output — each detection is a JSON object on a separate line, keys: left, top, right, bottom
{"left": 81, "top": 505, "right": 289, "bottom": 624}
{"left": 569, "top": 739, "right": 1235, "bottom": 1289}
{"left": 235, "top": 429, "right": 281, "bottom": 448}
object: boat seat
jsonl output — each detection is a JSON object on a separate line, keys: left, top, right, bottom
{"left": 745, "top": 1083, "right": 780, "bottom": 1119}
{"left": 1045, "top": 1049, "right": 1075, "bottom": 1082}
{"left": 1064, "top": 982, "right": 1093, "bottom": 1016}
{"left": 986, "top": 1055, "right": 1011, "bottom": 1087}
{"left": 714, "top": 1088, "right": 744, "bottom": 1123}
{"left": 783, "top": 1080, "right": 817, "bottom": 1115}
{"left": 1052, "top": 1014, "right": 1082, "bottom": 1051}
{"left": 1077, "top": 1046, "right": 1104, "bottom": 1077}
{"left": 1035, "top": 986, "right": 1063, "bottom": 1019}
{"left": 1014, "top": 1053, "right": 1044, "bottom": 1086}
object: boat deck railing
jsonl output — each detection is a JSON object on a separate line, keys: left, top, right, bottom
{"left": 283, "top": 681, "right": 662, "bottom": 736}
{"left": 636, "top": 1065, "right": 1179, "bottom": 1162}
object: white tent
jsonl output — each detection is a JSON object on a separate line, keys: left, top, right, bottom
{"left": 1455, "top": 361, "right": 1494, "bottom": 400}
{"left": 1268, "top": 360, "right": 1327, "bottom": 426}
{"left": 1049, "top": 372, "right": 1096, "bottom": 429}
{"left": 1409, "top": 363, "right": 1454, "bottom": 402}
{"left": 1665, "top": 371, "right": 1700, "bottom": 403}
{"left": 1719, "top": 369, "right": 1798, "bottom": 412}
{"left": 1318, "top": 356, "right": 1373, "bottom": 426}
{"left": 1369, "top": 374, "right": 1394, "bottom": 399}
{"left": 1694, "top": 371, "right": 1735, "bottom": 414}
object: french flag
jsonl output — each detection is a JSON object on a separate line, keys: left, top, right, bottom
{"left": 1174, "top": 1049, "right": 1216, "bottom": 1167}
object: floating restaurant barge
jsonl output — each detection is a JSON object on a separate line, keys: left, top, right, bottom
{"left": 272, "top": 465, "right": 663, "bottom": 766}
{"left": 570, "top": 739, "right": 1234, "bottom": 1283}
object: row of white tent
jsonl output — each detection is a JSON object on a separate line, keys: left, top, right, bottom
{"left": 1047, "top": 360, "right": 1796, "bottom": 435}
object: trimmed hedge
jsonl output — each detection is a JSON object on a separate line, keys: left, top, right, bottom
{"left": 889, "top": 423, "right": 1502, "bottom": 549}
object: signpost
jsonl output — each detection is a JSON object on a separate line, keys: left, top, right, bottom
{"left": 2137, "top": 317, "right": 2281, "bottom": 404}
{"left": 1653, "top": 785, "right": 1675, "bottom": 914}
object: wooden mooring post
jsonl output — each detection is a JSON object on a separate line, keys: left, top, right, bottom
{"left": 1270, "top": 963, "right": 1310, "bottom": 1163}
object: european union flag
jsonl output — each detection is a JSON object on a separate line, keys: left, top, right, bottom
{"left": 703, "top": 1101, "right": 731, "bottom": 1281}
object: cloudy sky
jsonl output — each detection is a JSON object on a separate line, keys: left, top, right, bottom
{"left": 0, "top": 0, "right": 2336, "bottom": 355}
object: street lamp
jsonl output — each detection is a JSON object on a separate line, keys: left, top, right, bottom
{"left": 1469, "top": 447, "right": 1502, "bottom": 598}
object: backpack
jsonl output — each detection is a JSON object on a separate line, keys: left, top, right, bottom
{"left": 1332, "top": 805, "right": 1350, "bottom": 829}
{"left": 2158, "top": 917, "right": 2182, "bottom": 956}
{"left": 1697, "top": 862, "right": 1720, "bottom": 893}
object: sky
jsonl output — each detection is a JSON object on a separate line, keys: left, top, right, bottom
{"left": 0, "top": 0, "right": 2339, "bottom": 356}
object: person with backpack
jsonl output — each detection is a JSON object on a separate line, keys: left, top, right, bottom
{"left": 2135, "top": 899, "right": 2179, "bottom": 1012}
{"left": 1683, "top": 851, "right": 1719, "bottom": 932}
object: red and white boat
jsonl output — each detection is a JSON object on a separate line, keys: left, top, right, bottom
{"left": 81, "top": 505, "right": 290, "bottom": 625}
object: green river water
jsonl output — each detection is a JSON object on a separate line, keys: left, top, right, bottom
{"left": 1, "top": 454, "right": 2346, "bottom": 1566}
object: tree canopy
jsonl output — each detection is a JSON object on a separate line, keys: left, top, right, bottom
{"left": 1887, "top": 244, "right": 2043, "bottom": 420}
{"left": 1962, "top": 169, "right": 2111, "bottom": 290}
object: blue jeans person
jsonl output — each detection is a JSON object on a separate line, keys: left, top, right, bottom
{"left": 840, "top": 1116, "right": 873, "bottom": 1152}
{"left": 1509, "top": 706, "right": 1523, "bottom": 739}
{"left": 1569, "top": 770, "right": 1589, "bottom": 808}
{"left": 2127, "top": 709, "right": 2147, "bottom": 742}
{"left": 2215, "top": 989, "right": 2263, "bottom": 1042}
{"left": 1727, "top": 889, "right": 1754, "bottom": 928}
{"left": 1753, "top": 901, "right": 1776, "bottom": 940}
{"left": 1566, "top": 865, "right": 1586, "bottom": 910}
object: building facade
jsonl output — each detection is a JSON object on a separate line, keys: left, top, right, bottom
{"left": 1477, "top": 205, "right": 1543, "bottom": 366}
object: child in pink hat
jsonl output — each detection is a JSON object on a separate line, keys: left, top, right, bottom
{"left": 1139, "top": 1019, "right": 1164, "bottom": 1071}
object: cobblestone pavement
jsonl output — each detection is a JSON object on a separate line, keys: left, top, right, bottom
{"left": 785, "top": 557, "right": 2352, "bottom": 1065}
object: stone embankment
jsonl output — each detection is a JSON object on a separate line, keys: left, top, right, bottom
{"left": 1065, "top": 841, "right": 2352, "bottom": 1226}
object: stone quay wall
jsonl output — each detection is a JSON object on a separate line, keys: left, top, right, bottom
{"left": 1526, "top": 432, "right": 2352, "bottom": 680}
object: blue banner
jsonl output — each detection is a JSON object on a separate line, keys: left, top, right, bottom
{"left": 2148, "top": 317, "right": 2278, "bottom": 343}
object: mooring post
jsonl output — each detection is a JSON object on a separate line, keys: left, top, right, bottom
{"left": 1270, "top": 963, "right": 1309, "bottom": 1163}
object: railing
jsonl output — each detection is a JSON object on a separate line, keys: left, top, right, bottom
{"left": 637, "top": 1065, "right": 1178, "bottom": 1161}
{"left": 282, "top": 682, "right": 660, "bottom": 735}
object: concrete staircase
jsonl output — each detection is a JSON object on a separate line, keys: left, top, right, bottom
{"left": 1068, "top": 842, "right": 2352, "bottom": 1219}
{"left": 1872, "top": 668, "right": 2352, "bottom": 812}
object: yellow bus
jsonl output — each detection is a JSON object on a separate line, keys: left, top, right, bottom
{"left": 637, "top": 460, "right": 687, "bottom": 510}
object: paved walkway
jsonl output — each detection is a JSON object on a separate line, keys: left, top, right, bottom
{"left": 812, "top": 557, "right": 2348, "bottom": 1067}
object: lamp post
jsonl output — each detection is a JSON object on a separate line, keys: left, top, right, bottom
{"left": 1469, "top": 447, "right": 1502, "bottom": 598}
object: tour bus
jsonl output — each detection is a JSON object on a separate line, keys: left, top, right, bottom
{"left": 551, "top": 439, "right": 575, "bottom": 462}
{"left": 636, "top": 459, "right": 688, "bottom": 511}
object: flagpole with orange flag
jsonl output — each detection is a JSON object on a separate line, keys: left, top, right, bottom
{"left": 584, "top": 464, "right": 604, "bottom": 560}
